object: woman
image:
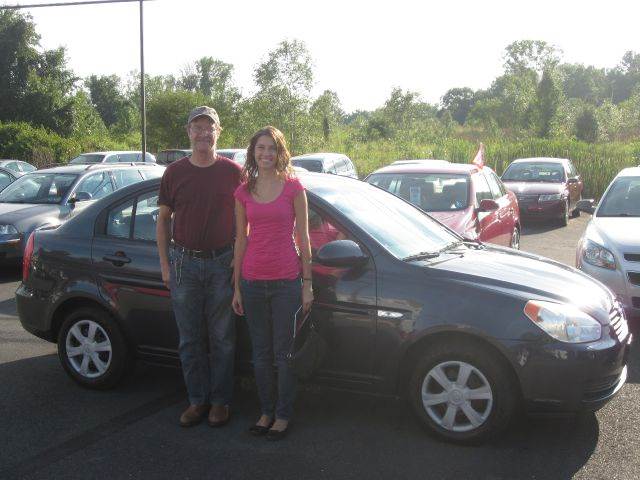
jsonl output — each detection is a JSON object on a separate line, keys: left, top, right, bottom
{"left": 232, "top": 126, "right": 313, "bottom": 441}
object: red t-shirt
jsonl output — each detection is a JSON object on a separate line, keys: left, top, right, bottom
{"left": 158, "top": 155, "right": 242, "bottom": 250}
{"left": 234, "top": 177, "right": 305, "bottom": 280}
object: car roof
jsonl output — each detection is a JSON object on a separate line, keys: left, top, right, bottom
{"left": 217, "top": 148, "right": 246, "bottom": 153}
{"left": 291, "top": 153, "right": 346, "bottom": 161}
{"left": 81, "top": 151, "right": 153, "bottom": 155}
{"left": 616, "top": 166, "right": 640, "bottom": 177}
{"left": 370, "top": 161, "right": 482, "bottom": 175}
{"left": 510, "top": 157, "right": 570, "bottom": 165}
{"left": 27, "top": 163, "right": 163, "bottom": 174}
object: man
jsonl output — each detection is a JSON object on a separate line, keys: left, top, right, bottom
{"left": 157, "top": 106, "right": 242, "bottom": 427}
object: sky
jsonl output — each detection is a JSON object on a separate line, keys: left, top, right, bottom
{"left": 5, "top": 0, "right": 640, "bottom": 113}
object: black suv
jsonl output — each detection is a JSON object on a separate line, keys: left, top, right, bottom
{"left": 0, "top": 163, "right": 164, "bottom": 260}
{"left": 17, "top": 173, "right": 629, "bottom": 444}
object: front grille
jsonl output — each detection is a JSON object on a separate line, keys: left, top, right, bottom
{"left": 624, "top": 253, "right": 640, "bottom": 262}
{"left": 628, "top": 272, "right": 640, "bottom": 286}
{"left": 609, "top": 307, "right": 629, "bottom": 342}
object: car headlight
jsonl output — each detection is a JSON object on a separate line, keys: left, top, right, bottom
{"left": 524, "top": 300, "right": 602, "bottom": 343}
{"left": 582, "top": 239, "right": 616, "bottom": 270}
{"left": 539, "top": 194, "right": 563, "bottom": 201}
{"left": 0, "top": 224, "right": 18, "bottom": 235}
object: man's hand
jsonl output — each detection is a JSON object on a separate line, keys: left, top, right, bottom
{"left": 161, "top": 261, "right": 171, "bottom": 289}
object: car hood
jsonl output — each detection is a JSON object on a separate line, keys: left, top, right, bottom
{"left": 589, "top": 217, "right": 640, "bottom": 252}
{"left": 428, "top": 209, "right": 473, "bottom": 236}
{"left": 422, "top": 246, "right": 613, "bottom": 323}
{"left": 0, "top": 203, "right": 64, "bottom": 229}
{"left": 503, "top": 182, "right": 564, "bottom": 195}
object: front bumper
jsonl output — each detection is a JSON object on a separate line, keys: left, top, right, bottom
{"left": 505, "top": 327, "right": 631, "bottom": 415}
{"left": 518, "top": 199, "right": 566, "bottom": 219}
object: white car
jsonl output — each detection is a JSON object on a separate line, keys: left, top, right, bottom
{"left": 69, "top": 151, "right": 157, "bottom": 165}
{"left": 576, "top": 166, "right": 640, "bottom": 320}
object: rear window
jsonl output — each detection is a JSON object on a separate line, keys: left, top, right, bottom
{"left": 367, "top": 173, "right": 470, "bottom": 211}
{"left": 69, "top": 154, "right": 105, "bottom": 165}
{"left": 292, "top": 159, "right": 323, "bottom": 172}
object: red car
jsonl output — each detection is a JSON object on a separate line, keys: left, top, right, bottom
{"left": 501, "top": 157, "right": 584, "bottom": 226}
{"left": 365, "top": 160, "right": 521, "bottom": 248}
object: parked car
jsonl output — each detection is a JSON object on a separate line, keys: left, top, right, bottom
{"left": 291, "top": 153, "right": 358, "bottom": 178}
{"left": 17, "top": 173, "right": 629, "bottom": 444}
{"left": 156, "top": 149, "right": 191, "bottom": 165}
{"left": 217, "top": 148, "right": 247, "bottom": 166}
{"left": 501, "top": 157, "right": 583, "bottom": 226}
{"left": 576, "top": 166, "right": 640, "bottom": 321}
{"left": 0, "top": 166, "right": 25, "bottom": 192}
{"left": 366, "top": 161, "right": 521, "bottom": 248}
{"left": 0, "top": 159, "right": 37, "bottom": 174}
{"left": 68, "top": 151, "right": 157, "bottom": 165}
{"left": 0, "top": 163, "right": 164, "bottom": 261}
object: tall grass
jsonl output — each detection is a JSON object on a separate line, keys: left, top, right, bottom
{"left": 319, "top": 133, "right": 640, "bottom": 199}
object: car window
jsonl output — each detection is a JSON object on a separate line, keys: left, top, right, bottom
{"left": 75, "top": 172, "right": 114, "bottom": 200}
{"left": 0, "top": 171, "right": 13, "bottom": 190}
{"left": 69, "top": 154, "right": 106, "bottom": 165}
{"left": 484, "top": 171, "right": 504, "bottom": 199}
{"left": 472, "top": 173, "right": 493, "bottom": 204}
{"left": 106, "top": 198, "right": 134, "bottom": 238}
{"left": 144, "top": 153, "right": 155, "bottom": 163}
{"left": 112, "top": 169, "right": 143, "bottom": 188}
{"left": 502, "top": 162, "right": 566, "bottom": 183}
{"left": 0, "top": 173, "right": 77, "bottom": 204}
{"left": 307, "top": 207, "right": 350, "bottom": 255}
{"left": 19, "top": 162, "right": 36, "bottom": 172}
{"left": 119, "top": 153, "right": 139, "bottom": 163}
{"left": 597, "top": 176, "right": 640, "bottom": 217}
{"left": 6, "top": 162, "right": 18, "bottom": 172}
{"left": 133, "top": 192, "right": 159, "bottom": 241}
{"left": 140, "top": 168, "right": 164, "bottom": 180}
{"left": 291, "top": 159, "right": 323, "bottom": 172}
{"left": 367, "top": 173, "right": 469, "bottom": 211}
{"left": 235, "top": 152, "right": 246, "bottom": 166}
{"left": 104, "top": 154, "right": 119, "bottom": 163}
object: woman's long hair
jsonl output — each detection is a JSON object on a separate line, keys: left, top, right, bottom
{"left": 243, "top": 126, "right": 294, "bottom": 193}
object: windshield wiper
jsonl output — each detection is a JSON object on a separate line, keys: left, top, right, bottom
{"left": 403, "top": 241, "right": 464, "bottom": 262}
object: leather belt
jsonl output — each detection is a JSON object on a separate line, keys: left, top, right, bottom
{"left": 172, "top": 243, "right": 232, "bottom": 259}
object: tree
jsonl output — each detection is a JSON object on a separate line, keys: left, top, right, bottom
{"left": 503, "top": 40, "right": 562, "bottom": 76}
{"left": 86, "top": 75, "right": 133, "bottom": 129}
{"left": 535, "top": 69, "right": 563, "bottom": 137}
{"left": 440, "top": 87, "right": 476, "bottom": 124}
{"left": 558, "top": 64, "right": 607, "bottom": 104}
{"left": 310, "top": 90, "right": 344, "bottom": 140}
{"left": 575, "top": 107, "right": 598, "bottom": 142}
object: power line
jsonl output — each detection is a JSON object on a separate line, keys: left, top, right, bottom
{"left": 0, "top": 0, "right": 153, "bottom": 9}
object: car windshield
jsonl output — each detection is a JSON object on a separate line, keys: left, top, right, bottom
{"left": 0, "top": 173, "right": 77, "bottom": 204}
{"left": 502, "top": 162, "right": 565, "bottom": 183}
{"left": 292, "top": 159, "right": 323, "bottom": 172}
{"left": 367, "top": 173, "right": 470, "bottom": 211}
{"left": 597, "top": 176, "right": 640, "bottom": 217}
{"left": 69, "top": 154, "right": 105, "bottom": 165}
{"left": 316, "top": 182, "right": 459, "bottom": 259}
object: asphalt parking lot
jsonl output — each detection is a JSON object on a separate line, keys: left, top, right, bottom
{"left": 0, "top": 213, "right": 638, "bottom": 480}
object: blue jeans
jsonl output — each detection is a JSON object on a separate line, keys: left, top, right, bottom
{"left": 169, "top": 248, "right": 235, "bottom": 406}
{"left": 241, "top": 277, "right": 302, "bottom": 421}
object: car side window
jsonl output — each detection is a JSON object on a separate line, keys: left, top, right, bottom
{"left": 472, "top": 173, "right": 493, "bottom": 204}
{"left": 112, "top": 169, "right": 143, "bottom": 189}
{"left": 140, "top": 168, "right": 163, "bottom": 180}
{"left": 107, "top": 198, "right": 134, "bottom": 238}
{"left": 104, "top": 155, "right": 119, "bottom": 163}
{"left": 307, "top": 207, "right": 350, "bottom": 255}
{"left": 484, "top": 171, "right": 504, "bottom": 199}
{"left": 75, "top": 172, "right": 115, "bottom": 200}
{"left": 19, "top": 162, "right": 36, "bottom": 172}
{"left": 133, "top": 192, "right": 159, "bottom": 241}
{"left": 119, "top": 153, "right": 139, "bottom": 163}
{"left": 0, "top": 171, "right": 13, "bottom": 190}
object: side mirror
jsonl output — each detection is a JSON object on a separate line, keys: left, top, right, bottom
{"left": 68, "top": 191, "right": 92, "bottom": 204}
{"left": 316, "top": 240, "right": 368, "bottom": 268}
{"left": 478, "top": 199, "right": 499, "bottom": 212}
{"left": 576, "top": 199, "right": 596, "bottom": 215}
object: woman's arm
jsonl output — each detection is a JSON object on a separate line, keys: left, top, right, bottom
{"left": 294, "top": 190, "right": 314, "bottom": 312}
{"left": 232, "top": 199, "right": 248, "bottom": 315}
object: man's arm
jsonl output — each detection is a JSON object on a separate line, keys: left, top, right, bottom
{"left": 156, "top": 205, "right": 173, "bottom": 288}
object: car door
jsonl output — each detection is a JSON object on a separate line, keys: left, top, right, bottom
{"left": 471, "top": 172, "right": 502, "bottom": 244}
{"left": 566, "top": 161, "right": 583, "bottom": 209}
{"left": 91, "top": 188, "right": 178, "bottom": 355}
{"left": 484, "top": 169, "right": 515, "bottom": 246}
{"left": 306, "top": 203, "right": 377, "bottom": 386}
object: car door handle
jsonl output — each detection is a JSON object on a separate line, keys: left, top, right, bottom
{"left": 103, "top": 253, "right": 131, "bottom": 265}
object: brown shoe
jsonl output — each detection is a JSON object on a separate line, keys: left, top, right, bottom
{"left": 208, "top": 405, "right": 230, "bottom": 427}
{"left": 179, "top": 404, "right": 209, "bottom": 427}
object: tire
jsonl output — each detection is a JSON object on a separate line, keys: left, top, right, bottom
{"left": 559, "top": 200, "right": 570, "bottom": 227}
{"left": 571, "top": 195, "right": 582, "bottom": 218}
{"left": 510, "top": 226, "right": 520, "bottom": 250}
{"left": 408, "top": 340, "right": 519, "bottom": 445}
{"left": 57, "top": 307, "right": 131, "bottom": 389}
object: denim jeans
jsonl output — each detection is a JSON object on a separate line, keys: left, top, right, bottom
{"left": 240, "top": 277, "right": 302, "bottom": 421}
{"left": 169, "top": 248, "right": 235, "bottom": 406}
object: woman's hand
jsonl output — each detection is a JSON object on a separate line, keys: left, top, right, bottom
{"left": 302, "top": 283, "right": 314, "bottom": 313}
{"left": 232, "top": 289, "right": 244, "bottom": 316}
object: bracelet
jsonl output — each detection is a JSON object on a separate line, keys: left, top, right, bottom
{"left": 303, "top": 277, "right": 312, "bottom": 281}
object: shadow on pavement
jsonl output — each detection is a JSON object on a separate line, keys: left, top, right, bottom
{"left": 0, "top": 262, "right": 21, "bottom": 282}
{"left": 521, "top": 220, "right": 563, "bottom": 235}
{"left": 0, "top": 354, "right": 601, "bottom": 480}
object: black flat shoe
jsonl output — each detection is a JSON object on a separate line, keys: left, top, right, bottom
{"left": 266, "top": 426, "right": 289, "bottom": 441}
{"left": 249, "top": 420, "right": 274, "bottom": 436}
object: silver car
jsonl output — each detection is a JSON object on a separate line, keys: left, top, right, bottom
{"left": 576, "top": 166, "right": 640, "bottom": 320}
{"left": 291, "top": 153, "right": 358, "bottom": 178}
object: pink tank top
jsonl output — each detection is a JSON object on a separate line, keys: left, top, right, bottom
{"left": 234, "top": 177, "right": 305, "bottom": 280}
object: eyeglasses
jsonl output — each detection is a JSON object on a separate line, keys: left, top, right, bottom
{"left": 190, "top": 125, "right": 216, "bottom": 135}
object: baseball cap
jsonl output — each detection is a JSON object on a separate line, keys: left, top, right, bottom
{"left": 187, "top": 106, "right": 220, "bottom": 126}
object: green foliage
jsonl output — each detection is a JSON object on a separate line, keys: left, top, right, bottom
{"left": 440, "top": 87, "right": 476, "bottom": 124}
{"left": 575, "top": 107, "right": 599, "bottom": 143}
{"left": 535, "top": 69, "right": 563, "bottom": 137}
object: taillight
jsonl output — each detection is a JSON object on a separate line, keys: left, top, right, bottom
{"left": 22, "top": 231, "right": 35, "bottom": 283}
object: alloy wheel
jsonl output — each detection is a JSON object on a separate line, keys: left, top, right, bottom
{"left": 65, "top": 319, "right": 112, "bottom": 378}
